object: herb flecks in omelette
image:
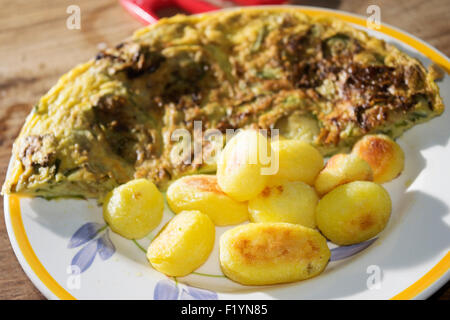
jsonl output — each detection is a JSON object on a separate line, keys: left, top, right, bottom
{"left": 3, "top": 9, "right": 444, "bottom": 199}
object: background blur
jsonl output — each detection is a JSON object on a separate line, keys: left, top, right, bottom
{"left": 0, "top": 0, "right": 448, "bottom": 299}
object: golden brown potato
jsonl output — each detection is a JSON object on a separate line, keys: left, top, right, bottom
{"left": 217, "top": 130, "right": 270, "bottom": 201}
{"left": 270, "top": 140, "right": 323, "bottom": 185}
{"left": 352, "top": 134, "right": 405, "bottom": 183}
{"left": 147, "top": 210, "right": 215, "bottom": 277}
{"left": 314, "top": 153, "right": 373, "bottom": 196}
{"left": 316, "top": 181, "right": 391, "bottom": 245}
{"left": 167, "top": 175, "right": 248, "bottom": 226}
{"left": 248, "top": 181, "right": 318, "bottom": 228}
{"left": 220, "top": 223, "right": 330, "bottom": 285}
{"left": 103, "top": 179, "right": 164, "bottom": 239}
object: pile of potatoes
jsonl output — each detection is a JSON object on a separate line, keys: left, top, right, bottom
{"left": 102, "top": 130, "right": 405, "bottom": 285}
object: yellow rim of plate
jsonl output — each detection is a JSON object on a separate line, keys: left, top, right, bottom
{"left": 7, "top": 7, "right": 450, "bottom": 300}
{"left": 9, "top": 195, "right": 75, "bottom": 300}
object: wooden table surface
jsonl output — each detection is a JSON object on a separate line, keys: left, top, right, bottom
{"left": 0, "top": 0, "right": 449, "bottom": 300}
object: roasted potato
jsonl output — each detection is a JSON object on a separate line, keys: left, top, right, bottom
{"left": 316, "top": 181, "right": 391, "bottom": 245}
{"left": 271, "top": 140, "right": 323, "bottom": 185}
{"left": 103, "top": 179, "right": 164, "bottom": 239}
{"left": 167, "top": 175, "right": 248, "bottom": 226}
{"left": 220, "top": 223, "right": 330, "bottom": 285}
{"left": 147, "top": 210, "right": 215, "bottom": 277}
{"left": 314, "top": 153, "right": 373, "bottom": 196}
{"left": 352, "top": 134, "right": 405, "bottom": 183}
{"left": 217, "top": 130, "right": 270, "bottom": 201}
{"left": 248, "top": 181, "right": 318, "bottom": 228}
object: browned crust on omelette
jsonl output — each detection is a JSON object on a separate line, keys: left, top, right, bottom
{"left": 2, "top": 8, "right": 445, "bottom": 199}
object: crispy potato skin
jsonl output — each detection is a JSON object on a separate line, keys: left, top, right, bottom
{"left": 147, "top": 210, "right": 215, "bottom": 277}
{"left": 352, "top": 134, "right": 405, "bottom": 183}
{"left": 217, "top": 130, "right": 270, "bottom": 201}
{"left": 103, "top": 179, "right": 163, "bottom": 239}
{"left": 271, "top": 140, "right": 323, "bottom": 185}
{"left": 314, "top": 153, "right": 373, "bottom": 196}
{"left": 316, "top": 181, "right": 391, "bottom": 245}
{"left": 220, "top": 223, "right": 330, "bottom": 285}
{"left": 167, "top": 175, "right": 248, "bottom": 225}
{"left": 248, "top": 181, "right": 318, "bottom": 228}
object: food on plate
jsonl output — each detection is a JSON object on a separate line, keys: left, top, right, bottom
{"left": 248, "top": 181, "right": 318, "bottom": 228}
{"left": 270, "top": 140, "right": 323, "bottom": 185}
{"left": 316, "top": 181, "right": 392, "bottom": 245}
{"left": 147, "top": 210, "right": 215, "bottom": 277}
{"left": 219, "top": 223, "right": 330, "bottom": 285}
{"left": 167, "top": 174, "right": 248, "bottom": 225}
{"left": 314, "top": 153, "right": 373, "bottom": 196}
{"left": 103, "top": 179, "right": 163, "bottom": 239}
{"left": 352, "top": 134, "right": 405, "bottom": 183}
{"left": 217, "top": 130, "right": 271, "bottom": 201}
{"left": 2, "top": 8, "right": 444, "bottom": 200}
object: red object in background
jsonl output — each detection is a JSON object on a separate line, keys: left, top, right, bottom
{"left": 119, "top": 0, "right": 287, "bottom": 25}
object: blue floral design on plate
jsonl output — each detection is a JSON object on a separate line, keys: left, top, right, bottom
{"left": 154, "top": 279, "right": 179, "bottom": 300}
{"left": 154, "top": 279, "right": 218, "bottom": 300}
{"left": 97, "top": 231, "right": 115, "bottom": 261}
{"left": 68, "top": 222, "right": 115, "bottom": 273}
{"left": 180, "top": 286, "right": 218, "bottom": 300}
{"left": 330, "top": 238, "right": 377, "bottom": 261}
{"left": 147, "top": 237, "right": 378, "bottom": 300}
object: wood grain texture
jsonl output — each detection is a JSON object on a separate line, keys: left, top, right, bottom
{"left": 0, "top": 0, "right": 448, "bottom": 300}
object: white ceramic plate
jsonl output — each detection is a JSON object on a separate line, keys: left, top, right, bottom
{"left": 4, "top": 6, "right": 450, "bottom": 300}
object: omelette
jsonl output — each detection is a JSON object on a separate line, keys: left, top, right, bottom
{"left": 2, "top": 8, "right": 444, "bottom": 199}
